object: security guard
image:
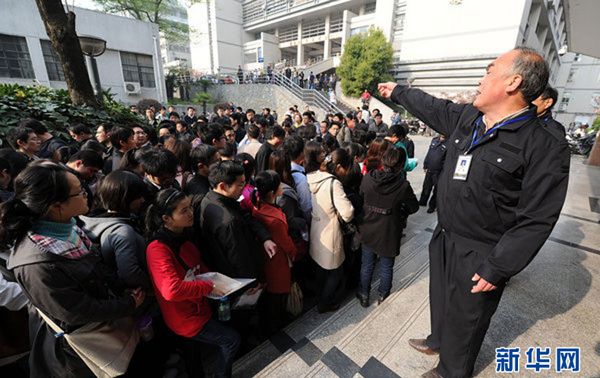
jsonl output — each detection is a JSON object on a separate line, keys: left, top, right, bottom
{"left": 379, "top": 47, "right": 570, "bottom": 378}
{"left": 532, "top": 85, "right": 566, "bottom": 135}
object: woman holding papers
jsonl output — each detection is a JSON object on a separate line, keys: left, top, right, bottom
{"left": 146, "top": 189, "right": 240, "bottom": 378}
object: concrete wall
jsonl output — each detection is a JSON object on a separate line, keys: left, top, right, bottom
{"left": 214, "top": 0, "right": 245, "bottom": 72}
{"left": 197, "top": 84, "right": 328, "bottom": 122}
{"left": 0, "top": 0, "right": 166, "bottom": 105}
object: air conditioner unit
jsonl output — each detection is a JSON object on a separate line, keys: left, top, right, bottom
{"left": 124, "top": 82, "right": 141, "bottom": 95}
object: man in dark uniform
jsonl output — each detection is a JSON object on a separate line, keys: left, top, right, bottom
{"left": 419, "top": 134, "right": 447, "bottom": 213}
{"left": 532, "top": 85, "right": 565, "bottom": 135}
{"left": 379, "top": 47, "right": 570, "bottom": 378}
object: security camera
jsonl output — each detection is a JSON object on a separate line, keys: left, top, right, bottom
{"left": 558, "top": 45, "right": 568, "bottom": 56}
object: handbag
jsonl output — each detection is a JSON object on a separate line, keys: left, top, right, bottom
{"left": 329, "top": 178, "right": 357, "bottom": 236}
{"left": 36, "top": 308, "right": 139, "bottom": 378}
{"left": 286, "top": 281, "right": 303, "bottom": 317}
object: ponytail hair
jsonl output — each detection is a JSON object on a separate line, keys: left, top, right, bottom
{"left": 250, "top": 170, "right": 281, "bottom": 207}
{"left": 144, "top": 188, "right": 187, "bottom": 240}
{"left": 320, "top": 148, "right": 352, "bottom": 176}
{"left": 0, "top": 164, "right": 70, "bottom": 247}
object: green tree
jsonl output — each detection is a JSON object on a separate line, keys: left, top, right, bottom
{"left": 92, "top": 0, "right": 197, "bottom": 43}
{"left": 337, "top": 27, "right": 394, "bottom": 97}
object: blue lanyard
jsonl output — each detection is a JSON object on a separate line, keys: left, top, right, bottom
{"left": 471, "top": 114, "right": 534, "bottom": 148}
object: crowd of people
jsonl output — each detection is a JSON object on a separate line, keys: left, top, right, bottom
{"left": 0, "top": 99, "right": 438, "bottom": 378}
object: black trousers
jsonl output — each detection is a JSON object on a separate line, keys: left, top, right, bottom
{"left": 426, "top": 226, "right": 505, "bottom": 378}
{"left": 419, "top": 171, "right": 439, "bottom": 210}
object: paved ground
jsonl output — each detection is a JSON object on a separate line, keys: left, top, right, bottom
{"left": 232, "top": 134, "right": 600, "bottom": 378}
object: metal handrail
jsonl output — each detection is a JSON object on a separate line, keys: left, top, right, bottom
{"left": 272, "top": 71, "right": 345, "bottom": 115}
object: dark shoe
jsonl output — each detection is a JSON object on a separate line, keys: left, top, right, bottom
{"left": 421, "top": 368, "right": 444, "bottom": 378}
{"left": 377, "top": 294, "right": 388, "bottom": 305}
{"left": 356, "top": 293, "right": 369, "bottom": 308}
{"left": 427, "top": 208, "right": 435, "bottom": 214}
{"left": 408, "top": 339, "right": 439, "bottom": 355}
{"left": 317, "top": 303, "right": 340, "bottom": 314}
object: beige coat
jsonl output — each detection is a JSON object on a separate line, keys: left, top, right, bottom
{"left": 308, "top": 171, "right": 354, "bottom": 270}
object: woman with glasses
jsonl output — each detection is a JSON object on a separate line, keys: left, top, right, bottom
{"left": 145, "top": 189, "right": 240, "bottom": 378}
{"left": 1, "top": 164, "right": 145, "bottom": 378}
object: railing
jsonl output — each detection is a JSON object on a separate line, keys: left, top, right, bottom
{"left": 271, "top": 71, "right": 345, "bottom": 115}
{"left": 243, "top": 0, "right": 337, "bottom": 25}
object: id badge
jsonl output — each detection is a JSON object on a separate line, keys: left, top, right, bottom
{"left": 453, "top": 155, "right": 472, "bottom": 181}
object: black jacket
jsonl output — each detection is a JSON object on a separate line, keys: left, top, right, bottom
{"left": 542, "top": 112, "right": 566, "bottom": 136}
{"left": 423, "top": 136, "right": 448, "bottom": 173}
{"left": 103, "top": 150, "right": 124, "bottom": 174}
{"left": 38, "top": 136, "right": 68, "bottom": 159}
{"left": 389, "top": 85, "right": 570, "bottom": 284}
{"left": 184, "top": 173, "right": 211, "bottom": 196}
{"left": 8, "top": 236, "right": 135, "bottom": 378}
{"left": 400, "top": 137, "right": 415, "bottom": 158}
{"left": 359, "top": 170, "right": 419, "bottom": 257}
{"left": 255, "top": 142, "right": 276, "bottom": 173}
{"left": 200, "top": 190, "right": 272, "bottom": 278}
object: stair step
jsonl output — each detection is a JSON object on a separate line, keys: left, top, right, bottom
{"left": 233, "top": 223, "right": 437, "bottom": 378}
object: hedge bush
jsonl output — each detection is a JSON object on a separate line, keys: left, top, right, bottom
{"left": 0, "top": 83, "right": 148, "bottom": 144}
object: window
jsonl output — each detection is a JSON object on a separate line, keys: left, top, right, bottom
{"left": 40, "top": 40, "right": 65, "bottom": 81}
{"left": 364, "top": 2, "right": 377, "bottom": 14}
{"left": 350, "top": 27, "right": 368, "bottom": 37}
{"left": 567, "top": 68, "right": 578, "bottom": 83}
{"left": 0, "top": 34, "right": 34, "bottom": 79}
{"left": 257, "top": 47, "right": 262, "bottom": 59}
{"left": 120, "top": 52, "right": 155, "bottom": 87}
{"left": 244, "top": 51, "right": 257, "bottom": 64}
{"left": 559, "top": 92, "right": 571, "bottom": 111}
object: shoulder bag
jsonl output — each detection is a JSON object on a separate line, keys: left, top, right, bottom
{"left": 36, "top": 308, "right": 139, "bottom": 378}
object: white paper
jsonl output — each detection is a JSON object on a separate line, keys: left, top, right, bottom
{"left": 195, "top": 272, "right": 256, "bottom": 300}
{"left": 232, "top": 288, "right": 263, "bottom": 309}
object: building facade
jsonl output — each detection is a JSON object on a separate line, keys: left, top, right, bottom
{"left": 0, "top": 0, "right": 166, "bottom": 105}
{"left": 161, "top": 4, "right": 192, "bottom": 71}
{"left": 553, "top": 52, "right": 600, "bottom": 127}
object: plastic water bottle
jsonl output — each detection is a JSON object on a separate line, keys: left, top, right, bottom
{"left": 218, "top": 296, "right": 231, "bottom": 321}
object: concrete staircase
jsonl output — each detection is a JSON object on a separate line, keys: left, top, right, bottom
{"left": 232, "top": 222, "right": 437, "bottom": 378}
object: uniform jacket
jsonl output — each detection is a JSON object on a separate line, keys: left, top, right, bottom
{"left": 390, "top": 85, "right": 570, "bottom": 285}
{"left": 308, "top": 171, "right": 354, "bottom": 270}
{"left": 252, "top": 202, "right": 297, "bottom": 293}
{"left": 542, "top": 112, "right": 566, "bottom": 136}
{"left": 8, "top": 235, "right": 134, "bottom": 378}
{"left": 423, "top": 136, "right": 448, "bottom": 173}
{"left": 200, "top": 190, "right": 271, "bottom": 278}
{"left": 359, "top": 170, "right": 419, "bottom": 257}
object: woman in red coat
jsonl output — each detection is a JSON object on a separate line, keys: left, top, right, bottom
{"left": 251, "top": 170, "right": 297, "bottom": 332}
{"left": 145, "top": 189, "right": 240, "bottom": 378}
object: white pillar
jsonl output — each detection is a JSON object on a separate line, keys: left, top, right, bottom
{"left": 324, "top": 14, "right": 331, "bottom": 59}
{"left": 297, "top": 20, "right": 304, "bottom": 65}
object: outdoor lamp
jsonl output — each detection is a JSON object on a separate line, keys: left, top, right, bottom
{"left": 79, "top": 35, "right": 107, "bottom": 103}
